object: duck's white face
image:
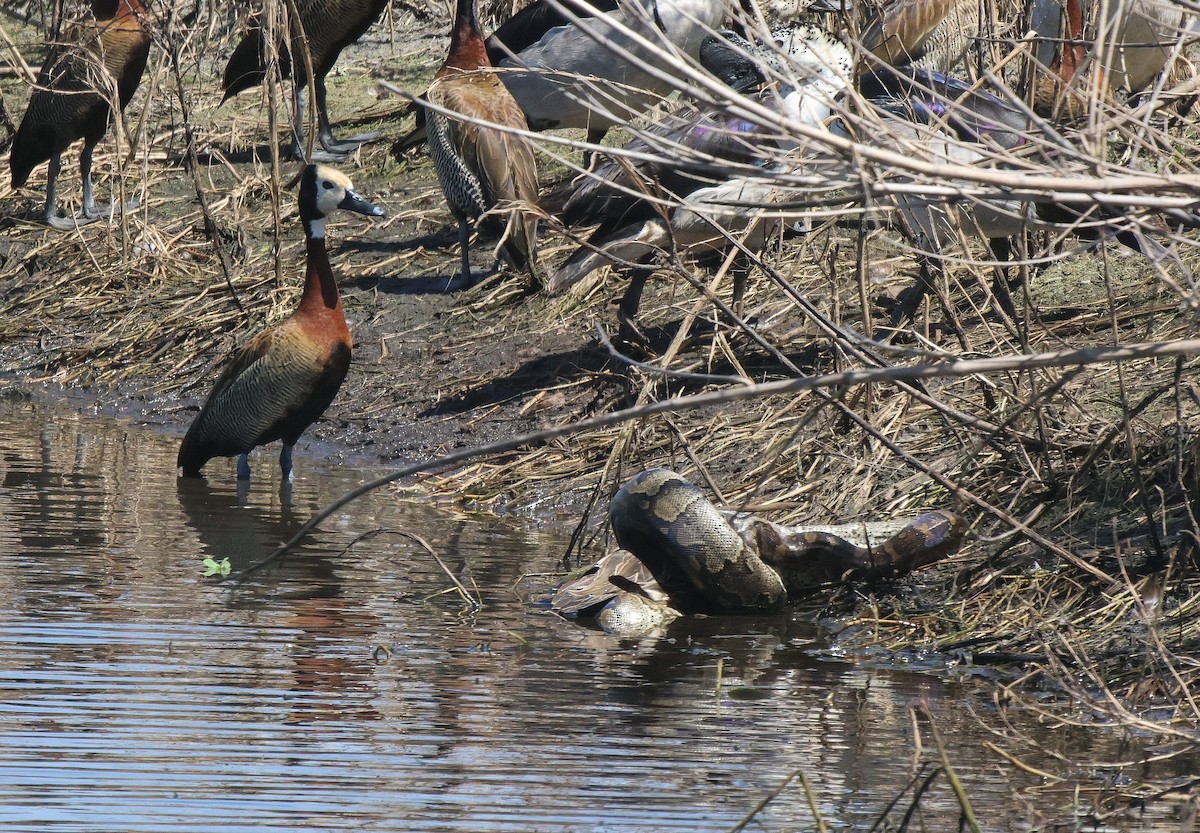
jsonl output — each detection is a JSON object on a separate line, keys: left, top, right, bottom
{"left": 313, "top": 165, "right": 356, "bottom": 217}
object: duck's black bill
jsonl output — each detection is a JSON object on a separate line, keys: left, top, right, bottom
{"left": 341, "top": 190, "right": 386, "bottom": 217}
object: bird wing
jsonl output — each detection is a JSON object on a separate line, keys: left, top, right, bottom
{"left": 552, "top": 549, "right": 663, "bottom": 614}
{"left": 187, "top": 321, "right": 346, "bottom": 457}
{"left": 559, "top": 106, "right": 767, "bottom": 228}
{"left": 206, "top": 326, "right": 282, "bottom": 404}
{"left": 861, "top": 0, "right": 957, "bottom": 65}
{"left": 859, "top": 67, "right": 1028, "bottom": 150}
{"left": 449, "top": 75, "right": 538, "bottom": 208}
{"left": 469, "top": 84, "right": 541, "bottom": 275}
{"left": 486, "top": 0, "right": 621, "bottom": 62}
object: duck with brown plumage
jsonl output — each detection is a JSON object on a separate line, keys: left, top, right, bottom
{"left": 9, "top": 0, "right": 151, "bottom": 230}
{"left": 222, "top": 0, "right": 388, "bottom": 160}
{"left": 394, "top": 0, "right": 734, "bottom": 157}
{"left": 178, "top": 164, "right": 384, "bottom": 483}
{"left": 424, "top": 0, "right": 542, "bottom": 288}
{"left": 820, "top": 0, "right": 1191, "bottom": 118}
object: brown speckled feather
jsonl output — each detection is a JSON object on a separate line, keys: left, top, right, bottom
{"left": 860, "top": 0, "right": 986, "bottom": 72}
{"left": 427, "top": 71, "right": 539, "bottom": 272}
{"left": 10, "top": 0, "right": 150, "bottom": 187}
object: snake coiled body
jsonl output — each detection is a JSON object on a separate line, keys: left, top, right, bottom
{"left": 559, "top": 469, "right": 966, "bottom": 633}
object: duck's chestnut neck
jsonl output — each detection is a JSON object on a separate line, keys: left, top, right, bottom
{"left": 446, "top": 0, "right": 490, "bottom": 70}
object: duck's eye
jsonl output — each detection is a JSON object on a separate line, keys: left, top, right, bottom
{"left": 322, "top": 180, "right": 334, "bottom": 189}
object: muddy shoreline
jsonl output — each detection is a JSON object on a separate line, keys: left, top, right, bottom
{"left": 0, "top": 6, "right": 640, "bottom": 514}
{"left": 2, "top": 4, "right": 1198, "bottom": 566}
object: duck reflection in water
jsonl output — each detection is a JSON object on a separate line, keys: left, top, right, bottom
{"left": 176, "top": 475, "right": 303, "bottom": 573}
{"left": 176, "top": 476, "right": 381, "bottom": 725}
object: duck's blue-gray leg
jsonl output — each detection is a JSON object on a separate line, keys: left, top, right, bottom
{"left": 314, "top": 75, "right": 379, "bottom": 153}
{"left": 287, "top": 84, "right": 307, "bottom": 161}
{"left": 458, "top": 219, "right": 473, "bottom": 284}
{"left": 988, "top": 236, "right": 1018, "bottom": 321}
{"left": 43, "top": 153, "right": 62, "bottom": 225}
{"left": 71, "top": 141, "right": 138, "bottom": 223}
{"left": 279, "top": 444, "right": 294, "bottom": 482}
{"left": 237, "top": 453, "right": 252, "bottom": 481}
{"left": 80, "top": 142, "right": 96, "bottom": 217}
{"left": 47, "top": 150, "right": 105, "bottom": 230}
{"left": 290, "top": 85, "right": 352, "bottom": 163}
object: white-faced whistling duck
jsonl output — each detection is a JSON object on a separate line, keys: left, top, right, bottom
{"left": 177, "top": 165, "right": 384, "bottom": 482}
{"left": 222, "top": 0, "right": 388, "bottom": 160}
{"left": 425, "top": 0, "right": 541, "bottom": 287}
{"left": 9, "top": 0, "right": 151, "bottom": 230}
{"left": 393, "top": 0, "right": 733, "bottom": 157}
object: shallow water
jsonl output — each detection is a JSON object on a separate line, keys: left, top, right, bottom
{"left": 0, "top": 394, "right": 1190, "bottom": 831}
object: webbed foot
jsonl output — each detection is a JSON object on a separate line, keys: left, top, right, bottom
{"left": 83, "top": 197, "right": 141, "bottom": 221}
{"left": 46, "top": 212, "right": 102, "bottom": 231}
{"left": 319, "top": 130, "right": 381, "bottom": 154}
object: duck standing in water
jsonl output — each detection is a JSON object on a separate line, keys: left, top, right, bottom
{"left": 222, "top": 0, "right": 388, "bottom": 159}
{"left": 425, "top": 0, "right": 541, "bottom": 286}
{"left": 10, "top": 0, "right": 151, "bottom": 230}
{"left": 177, "top": 165, "right": 384, "bottom": 482}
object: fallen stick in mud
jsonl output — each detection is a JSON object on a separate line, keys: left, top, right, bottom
{"left": 235, "top": 335, "right": 1200, "bottom": 579}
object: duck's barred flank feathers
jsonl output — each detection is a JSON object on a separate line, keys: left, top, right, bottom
{"left": 177, "top": 331, "right": 351, "bottom": 475}
{"left": 10, "top": 0, "right": 150, "bottom": 189}
{"left": 222, "top": 0, "right": 389, "bottom": 97}
{"left": 426, "top": 100, "right": 489, "bottom": 222}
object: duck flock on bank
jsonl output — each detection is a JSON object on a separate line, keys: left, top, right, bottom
{"left": 3, "top": 0, "right": 1198, "bottom": 480}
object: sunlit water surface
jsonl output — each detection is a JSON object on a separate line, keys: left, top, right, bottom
{"left": 0, "top": 395, "right": 1192, "bottom": 831}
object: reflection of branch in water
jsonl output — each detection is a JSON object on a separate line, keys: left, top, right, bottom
{"left": 337, "top": 527, "right": 482, "bottom": 610}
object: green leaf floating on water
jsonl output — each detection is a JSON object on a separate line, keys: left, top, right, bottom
{"left": 202, "top": 557, "right": 231, "bottom": 577}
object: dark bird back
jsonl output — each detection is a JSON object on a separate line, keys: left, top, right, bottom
{"left": 221, "top": 0, "right": 388, "bottom": 157}
{"left": 10, "top": 0, "right": 150, "bottom": 190}
{"left": 222, "top": 0, "right": 388, "bottom": 99}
